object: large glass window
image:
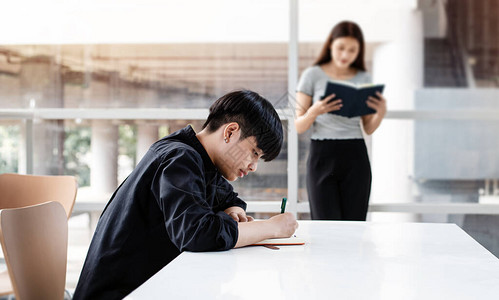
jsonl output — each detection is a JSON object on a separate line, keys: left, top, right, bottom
{"left": 0, "top": 124, "right": 20, "bottom": 173}
{"left": 0, "top": 1, "right": 290, "bottom": 203}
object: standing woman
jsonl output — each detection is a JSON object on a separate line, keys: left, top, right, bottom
{"left": 295, "top": 21, "right": 387, "bottom": 221}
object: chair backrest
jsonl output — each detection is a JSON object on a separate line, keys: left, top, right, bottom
{"left": 0, "top": 201, "right": 68, "bottom": 300}
{"left": 0, "top": 173, "right": 77, "bottom": 219}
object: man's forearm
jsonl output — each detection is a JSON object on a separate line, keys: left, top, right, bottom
{"left": 234, "top": 220, "right": 277, "bottom": 248}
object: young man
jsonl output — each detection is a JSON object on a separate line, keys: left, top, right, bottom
{"left": 73, "top": 90, "right": 298, "bottom": 299}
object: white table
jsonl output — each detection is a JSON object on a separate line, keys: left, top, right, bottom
{"left": 125, "top": 221, "right": 499, "bottom": 300}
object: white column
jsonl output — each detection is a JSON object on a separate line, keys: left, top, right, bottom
{"left": 17, "top": 120, "right": 31, "bottom": 174}
{"left": 136, "top": 122, "right": 158, "bottom": 164}
{"left": 91, "top": 120, "right": 118, "bottom": 193}
{"left": 287, "top": 0, "right": 299, "bottom": 217}
{"left": 371, "top": 9, "right": 424, "bottom": 221}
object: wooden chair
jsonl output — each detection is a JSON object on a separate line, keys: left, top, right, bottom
{"left": 0, "top": 173, "right": 77, "bottom": 218}
{"left": 0, "top": 202, "right": 68, "bottom": 300}
{"left": 0, "top": 173, "right": 77, "bottom": 298}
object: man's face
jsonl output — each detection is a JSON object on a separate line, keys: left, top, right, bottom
{"left": 218, "top": 136, "right": 263, "bottom": 181}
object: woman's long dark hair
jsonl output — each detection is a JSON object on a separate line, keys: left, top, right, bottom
{"left": 314, "top": 21, "right": 366, "bottom": 71}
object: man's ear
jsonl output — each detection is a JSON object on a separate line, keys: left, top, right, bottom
{"left": 223, "top": 122, "right": 240, "bottom": 142}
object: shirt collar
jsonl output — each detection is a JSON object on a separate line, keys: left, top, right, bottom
{"left": 180, "top": 125, "right": 217, "bottom": 173}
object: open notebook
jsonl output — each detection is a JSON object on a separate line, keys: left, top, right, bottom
{"left": 251, "top": 236, "right": 305, "bottom": 246}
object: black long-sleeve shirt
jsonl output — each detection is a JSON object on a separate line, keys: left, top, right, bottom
{"left": 73, "top": 126, "right": 246, "bottom": 300}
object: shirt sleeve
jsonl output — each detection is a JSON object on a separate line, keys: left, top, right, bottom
{"left": 296, "top": 67, "right": 315, "bottom": 96}
{"left": 152, "top": 148, "right": 239, "bottom": 252}
{"left": 211, "top": 177, "right": 247, "bottom": 212}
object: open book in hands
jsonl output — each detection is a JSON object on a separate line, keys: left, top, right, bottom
{"left": 322, "top": 80, "right": 385, "bottom": 118}
{"left": 251, "top": 236, "right": 305, "bottom": 246}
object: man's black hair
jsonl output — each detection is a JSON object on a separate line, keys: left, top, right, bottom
{"left": 202, "top": 90, "right": 283, "bottom": 161}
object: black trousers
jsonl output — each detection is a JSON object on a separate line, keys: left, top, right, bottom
{"left": 306, "top": 139, "right": 372, "bottom": 221}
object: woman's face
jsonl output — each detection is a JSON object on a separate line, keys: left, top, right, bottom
{"left": 330, "top": 36, "right": 360, "bottom": 69}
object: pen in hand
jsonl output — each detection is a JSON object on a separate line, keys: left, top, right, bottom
{"left": 280, "top": 197, "right": 287, "bottom": 213}
{"left": 280, "top": 197, "right": 297, "bottom": 238}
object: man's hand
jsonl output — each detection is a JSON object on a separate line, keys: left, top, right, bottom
{"left": 234, "top": 212, "right": 298, "bottom": 248}
{"left": 268, "top": 212, "right": 298, "bottom": 238}
{"left": 224, "top": 206, "right": 254, "bottom": 222}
